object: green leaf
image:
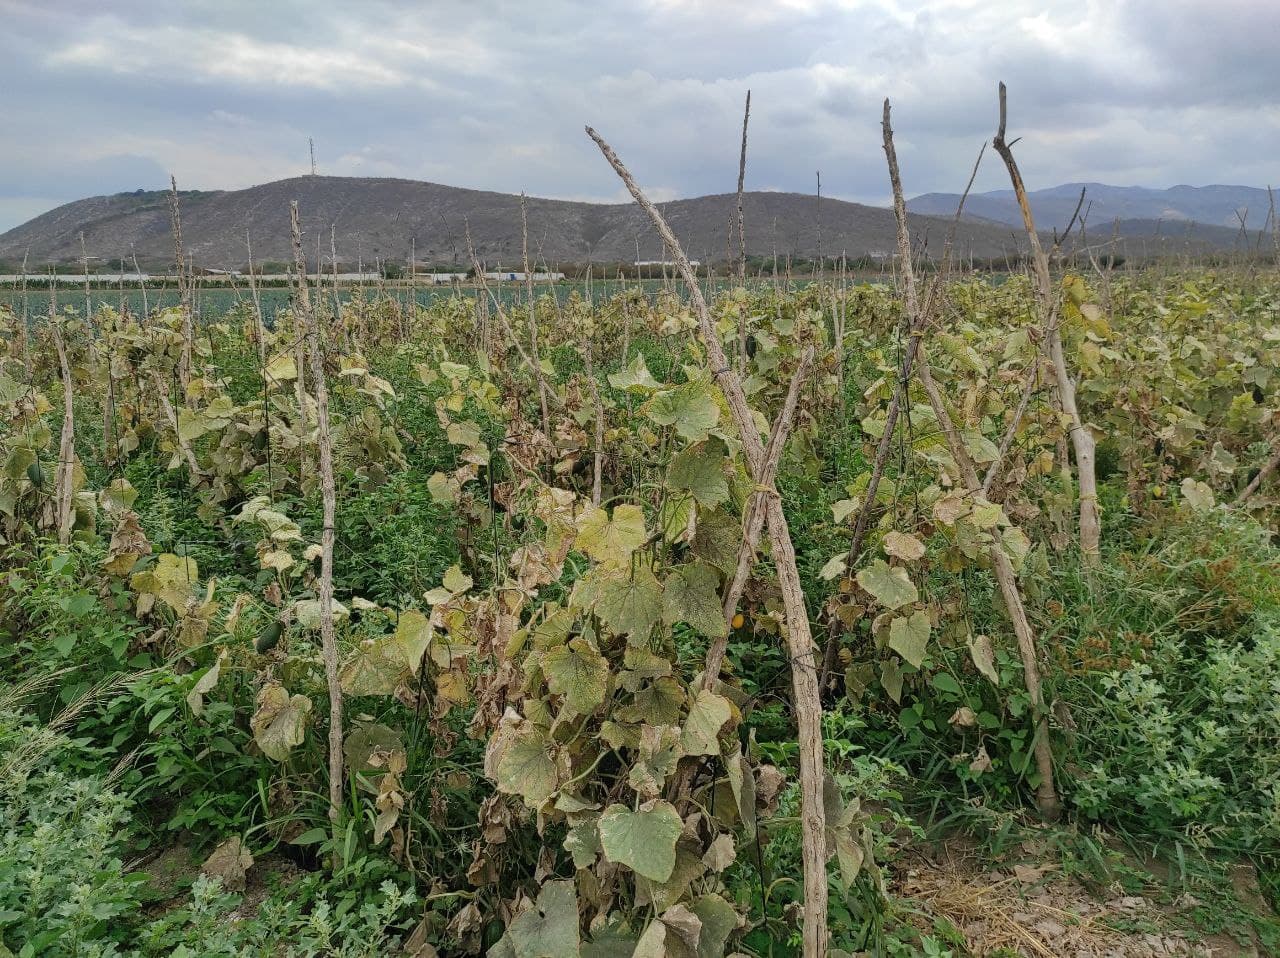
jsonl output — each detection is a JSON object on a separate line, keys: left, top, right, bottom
{"left": 620, "top": 676, "right": 686, "bottom": 726}
{"left": 648, "top": 384, "right": 719, "bottom": 442}
{"left": 667, "top": 444, "right": 729, "bottom": 509}
{"left": 690, "top": 508, "right": 739, "bottom": 574}
{"left": 681, "top": 688, "right": 732, "bottom": 756}
{"left": 544, "top": 638, "right": 610, "bottom": 716}
{"left": 598, "top": 800, "right": 683, "bottom": 882}
{"left": 251, "top": 683, "right": 311, "bottom": 762}
{"left": 856, "top": 559, "right": 918, "bottom": 610}
{"left": 575, "top": 504, "right": 648, "bottom": 565}
{"left": 663, "top": 563, "right": 727, "bottom": 638}
{"left": 608, "top": 352, "right": 661, "bottom": 393}
{"left": 831, "top": 498, "right": 861, "bottom": 523}
{"left": 880, "top": 657, "right": 904, "bottom": 704}
{"left": 818, "top": 554, "right": 847, "bottom": 581}
{"left": 564, "top": 819, "right": 603, "bottom": 869}
{"left": 504, "top": 880, "right": 580, "bottom": 958}
{"left": 595, "top": 566, "right": 663, "bottom": 641}
{"left": 1180, "top": 477, "right": 1216, "bottom": 511}
{"left": 494, "top": 723, "right": 561, "bottom": 809}
{"left": 427, "top": 471, "right": 460, "bottom": 504}
{"left": 887, "top": 611, "right": 930, "bottom": 668}
{"left": 689, "top": 894, "right": 741, "bottom": 958}
{"left": 148, "top": 706, "right": 176, "bottom": 734}
{"left": 932, "top": 672, "right": 962, "bottom": 695}
{"left": 99, "top": 478, "right": 138, "bottom": 515}
{"left": 290, "top": 827, "right": 329, "bottom": 846}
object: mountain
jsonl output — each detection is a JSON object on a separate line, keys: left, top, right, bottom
{"left": 907, "top": 183, "right": 1275, "bottom": 236}
{"left": 4, "top": 177, "right": 1264, "bottom": 273}
{"left": 0, "top": 175, "right": 1037, "bottom": 271}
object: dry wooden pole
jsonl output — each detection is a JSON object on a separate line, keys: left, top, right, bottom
{"left": 168, "top": 176, "right": 194, "bottom": 387}
{"left": 18, "top": 251, "right": 31, "bottom": 381}
{"left": 50, "top": 311, "right": 75, "bottom": 545}
{"left": 1269, "top": 186, "right": 1279, "bottom": 268}
{"left": 1235, "top": 446, "right": 1280, "bottom": 505}
{"left": 291, "top": 200, "right": 345, "bottom": 853}
{"left": 736, "top": 89, "right": 751, "bottom": 287}
{"left": 992, "top": 82, "right": 1100, "bottom": 565}
{"left": 587, "top": 125, "right": 830, "bottom": 958}
{"left": 881, "top": 100, "right": 1059, "bottom": 818}
{"left": 521, "top": 193, "right": 552, "bottom": 443}
{"left": 245, "top": 232, "right": 267, "bottom": 369}
{"left": 837, "top": 142, "right": 985, "bottom": 572}
{"left": 704, "top": 345, "right": 813, "bottom": 688}
{"left": 585, "top": 344, "right": 605, "bottom": 507}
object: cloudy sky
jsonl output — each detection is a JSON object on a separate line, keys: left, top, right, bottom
{"left": 2, "top": 0, "right": 1277, "bottom": 232}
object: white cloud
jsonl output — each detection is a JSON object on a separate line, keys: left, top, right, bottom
{"left": 0, "top": 0, "right": 1276, "bottom": 232}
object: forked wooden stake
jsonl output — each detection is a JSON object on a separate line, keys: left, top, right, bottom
{"left": 880, "top": 100, "right": 1059, "bottom": 819}
{"left": 992, "top": 82, "right": 1100, "bottom": 565}
{"left": 705, "top": 345, "right": 814, "bottom": 688}
{"left": 587, "top": 125, "right": 830, "bottom": 958}
{"left": 291, "top": 201, "right": 345, "bottom": 854}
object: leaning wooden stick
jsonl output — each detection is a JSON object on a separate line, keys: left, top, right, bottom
{"left": 168, "top": 176, "right": 194, "bottom": 388}
{"left": 50, "top": 313, "right": 76, "bottom": 544}
{"left": 1235, "top": 444, "right": 1280, "bottom": 505}
{"left": 706, "top": 345, "right": 814, "bottom": 689}
{"left": 587, "top": 125, "right": 830, "bottom": 958}
{"left": 819, "top": 144, "right": 985, "bottom": 688}
{"left": 881, "top": 100, "right": 1059, "bottom": 819}
{"left": 992, "top": 82, "right": 1100, "bottom": 565}
{"left": 292, "top": 201, "right": 345, "bottom": 855}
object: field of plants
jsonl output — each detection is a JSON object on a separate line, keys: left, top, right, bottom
{"left": 2, "top": 124, "right": 1280, "bottom": 958}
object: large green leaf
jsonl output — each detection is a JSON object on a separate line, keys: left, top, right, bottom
{"left": 493, "top": 721, "right": 561, "bottom": 808}
{"left": 503, "top": 880, "right": 580, "bottom": 958}
{"left": 575, "top": 503, "right": 648, "bottom": 565}
{"left": 595, "top": 566, "right": 663, "bottom": 641}
{"left": 667, "top": 444, "right": 729, "bottom": 509}
{"left": 689, "top": 894, "right": 741, "bottom": 958}
{"left": 887, "top": 610, "right": 930, "bottom": 668}
{"left": 689, "top": 508, "right": 740, "bottom": 574}
{"left": 647, "top": 384, "right": 719, "bottom": 442}
{"left": 681, "top": 688, "right": 732, "bottom": 756}
{"left": 663, "top": 563, "right": 727, "bottom": 638}
{"left": 339, "top": 609, "right": 432, "bottom": 696}
{"left": 620, "top": 676, "right": 686, "bottom": 726}
{"left": 856, "top": 559, "right": 918, "bottom": 610}
{"left": 608, "top": 352, "right": 661, "bottom": 393}
{"left": 544, "top": 638, "right": 610, "bottom": 716}
{"left": 598, "top": 800, "right": 683, "bottom": 882}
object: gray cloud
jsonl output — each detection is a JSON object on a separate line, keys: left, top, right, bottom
{"left": 2, "top": 0, "right": 1277, "bottom": 231}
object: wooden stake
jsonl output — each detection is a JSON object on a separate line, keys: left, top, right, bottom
{"left": 880, "top": 99, "right": 1058, "bottom": 818}
{"left": 291, "top": 200, "right": 345, "bottom": 857}
{"left": 992, "top": 82, "right": 1100, "bottom": 565}
{"left": 168, "top": 176, "right": 193, "bottom": 388}
{"left": 587, "top": 125, "right": 830, "bottom": 958}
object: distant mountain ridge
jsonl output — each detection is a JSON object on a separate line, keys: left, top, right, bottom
{"left": 0, "top": 176, "right": 1033, "bottom": 271}
{"left": 907, "top": 182, "right": 1276, "bottom": 235}
{"left": 0, "top": 176, "right": 1266, "bottom": 272}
